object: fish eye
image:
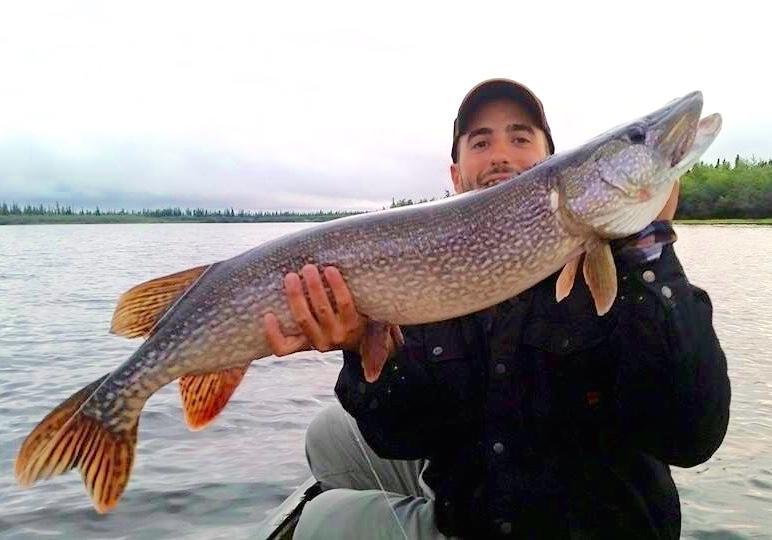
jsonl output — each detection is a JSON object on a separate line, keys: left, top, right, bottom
{"left": 628, "top": 125, "right": 646, "bottom": 144}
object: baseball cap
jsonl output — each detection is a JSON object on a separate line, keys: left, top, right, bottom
{"left": 451, "top": 78, "right": 555, "bottom": 162}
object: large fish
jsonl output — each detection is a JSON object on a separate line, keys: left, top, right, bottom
{"left": 15, "top": 91, "right": 721, "bottom": 512}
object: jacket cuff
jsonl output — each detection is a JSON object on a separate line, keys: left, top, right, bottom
{"left": 614, "top": 241, "right": 686, "bottom": 318}
{"left": 336, "top": 347, "right": 420, "bottom": 417}
{"left": 611, "top": 220, "right": 677, "bottom": 267}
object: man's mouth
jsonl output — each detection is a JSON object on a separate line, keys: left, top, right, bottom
{"left": 481, "top": 172, "right": 516, "bottom": 188}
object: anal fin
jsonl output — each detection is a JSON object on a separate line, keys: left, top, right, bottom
{"left": 179, "top": 365, "right": 249, "bottom": 431}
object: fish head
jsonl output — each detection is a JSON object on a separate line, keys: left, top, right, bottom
{"left": 559, "top": 91, "right": 722, "bottom": 238}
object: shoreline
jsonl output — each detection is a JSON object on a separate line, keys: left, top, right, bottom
{"left": 1, "top": 216, "right": 770, "bottom": 226}
{"left": 0, "top": 215, "right": 352, "bottom": 225}
{"left": 673, "top": 218, "right": 772, "bottom": 225}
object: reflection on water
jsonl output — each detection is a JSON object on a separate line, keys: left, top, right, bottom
{"left": 0, "top": 223, "right": 770, "bottom": 539}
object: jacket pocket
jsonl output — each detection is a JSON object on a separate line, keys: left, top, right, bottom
{"left": 422, "top": 319, "right": 469, "bottom": 362}
{"left": 520, "top": 314, "right": 617, "bottom": 439}
{"left": 420, "top": 320, "right": 478, "bottom": 410}
{"left": 521, "top": 316, "right": 610, "bottom": 357}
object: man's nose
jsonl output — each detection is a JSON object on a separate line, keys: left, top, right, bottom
{"left": 489, "top": 137, "right": 512, "bottom": 165}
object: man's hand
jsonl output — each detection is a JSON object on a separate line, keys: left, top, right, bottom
{"left": 360, "top": 321, "right": 404, "bottom": 383}
{"left": 263, "top": 265, "right": 402, "bottom": 383}
{"left": 263, "top": 265, "right": 366, "bottom": 355}
{"left": 656, "top": 181, "right": 680, "bottom": 221}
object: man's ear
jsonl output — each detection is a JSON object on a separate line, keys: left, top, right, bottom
{"left": 450, "top": 163, "right": 463, "bottom": 194}
{"left": 539, "top": 129, "right": 552, "bottom": 157}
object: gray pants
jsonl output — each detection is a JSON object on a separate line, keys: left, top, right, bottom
{"left": 293, "top": 403, "right": 453, "bottom": 540}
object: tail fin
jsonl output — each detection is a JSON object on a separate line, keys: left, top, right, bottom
{"left": 15, "top": 375, "right": 139, "bottom": 513}
{"left": 15, "top": 374, "right": 109, "bottom": 481}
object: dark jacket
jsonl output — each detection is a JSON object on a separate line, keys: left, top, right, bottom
{"left": 336, "top": 241, "right": 730, "bottom": 539}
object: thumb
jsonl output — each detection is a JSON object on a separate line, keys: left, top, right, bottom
{"left": 389, "top": 324, "right": 404, "bottom": 347}
{"left": 360, "top": 321, "right": 394, "bottom": 383}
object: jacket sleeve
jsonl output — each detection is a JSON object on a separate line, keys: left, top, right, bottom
{"left": 610, "top": 238, "right": 731, "bottom": 467}
{"left": 335, "top": 334, "right": 450, "bottom": 460}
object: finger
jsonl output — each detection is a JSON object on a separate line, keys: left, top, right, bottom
{"left": 389, "top": 324, "right": 404, "bottom": 347}
{"left": 360, "top": 321, "right": 391, "bottom": 383}
{"left": 302, "top": 265, "right": 337, "bottom": 332}
{"left": 263, "top": 313, "right": 310, "bottom": 356}
{"left": 324, "top": 267, "right": 359, "bottom": 329}
{"left": 284, "top": 272, "right": 329, "bottom": 350}
{"left": 657, "top": 181, "right": 680, "bottom": 221}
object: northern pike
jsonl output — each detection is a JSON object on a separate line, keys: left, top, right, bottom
{"left": 15, "top": 91, "right": 722, "bottom": 513}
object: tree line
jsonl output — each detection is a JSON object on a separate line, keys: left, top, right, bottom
{"left": 678, "top": 156, "right": 772, "bottom": 219}
{"left": 3, "top": 156, "right": 771, "bottom": 220}
{"left": 0, "top": 203, "right": 361, "bottom": 221}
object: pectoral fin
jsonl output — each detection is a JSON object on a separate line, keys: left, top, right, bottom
{"left": 556, "top": 255, "right": 582, "bottom": 303}
{"left": 582, "top": 242, "right": 618, "bottom": 316}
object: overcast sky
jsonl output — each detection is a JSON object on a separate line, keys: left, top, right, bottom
{"left": 1, "top": 0, "right": 770, "bottom": 211}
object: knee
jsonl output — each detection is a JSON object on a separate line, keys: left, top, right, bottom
{"left": 293, "top": 490, "right": 346, "bottom": 540}
{"left": 305, "top": 403, "right": 351, "bottom": 467}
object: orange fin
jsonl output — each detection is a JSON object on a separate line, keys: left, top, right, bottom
{"left": 15, "top": 374, "right": 109, "bottom": 481}
{"left": 556, "top": 255, "right": 582, "bottom": 303}
{"left": 110, "top": 264, "right": 211, "bottom": 338}
{"left": 582, "top": 242, "right": 618, "bottom": 316}
{"left": 15, "top": 378, "right": 138, "bottom": 514}
{"left": 179, "top": 365, "right": 249, "bottom": 431}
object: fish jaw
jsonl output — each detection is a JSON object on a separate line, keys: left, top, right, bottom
{"left": 593, "top": 110, "right": 722, "bottom": 237}
{"left": 670, "top": 113, "right": 722, "bottom": 177}
{"left": 558, "top": 92, "right": 721, "bottom": 239}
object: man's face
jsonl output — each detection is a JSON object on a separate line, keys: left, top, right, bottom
{"left": 451, "top": 98, "right": 549, "bottom": 194}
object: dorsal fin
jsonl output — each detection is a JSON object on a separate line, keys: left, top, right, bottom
{"left": 110, "top": 264, "right": 211, "bottom": 338}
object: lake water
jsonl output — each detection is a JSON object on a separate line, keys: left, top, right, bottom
{"left": 0, "top": 223, "right": 770, "bottom": 539}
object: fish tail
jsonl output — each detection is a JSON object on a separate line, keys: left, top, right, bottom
{"left": 15, "top": 374, "right": 139, "bottom": 513}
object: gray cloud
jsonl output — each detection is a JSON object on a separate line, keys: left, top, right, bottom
{"left": 0, "top": 1, "right": 769, "bottom": 211}
{"left": 0, "top": 136, "right": 450, "bottom": 211}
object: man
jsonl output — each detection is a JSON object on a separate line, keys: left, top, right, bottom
{"left": 264, "top": 79, "right": 731, "bottom": 538}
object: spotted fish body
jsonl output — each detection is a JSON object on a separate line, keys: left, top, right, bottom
{"left": 15, "top": 91, "right": 722, "bottom": 513}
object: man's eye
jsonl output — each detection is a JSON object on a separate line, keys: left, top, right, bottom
{"left": 513, "top": 137, "right": 531, "bottom": 145}
{"left": 472, "top": 140, "right": 488, "bottom": 149}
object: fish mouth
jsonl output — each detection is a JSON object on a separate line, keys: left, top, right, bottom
{"left": 649, "top": 90, "right": 703, "bottom": 169}
{"left": 586, "top": 93, "right": 721, "bottom": 238}
{"left": 668, "top": 115, "right": 697, "bottom": 167}
{"left": 671, "top": 112, "right": 722, "bottom": 175}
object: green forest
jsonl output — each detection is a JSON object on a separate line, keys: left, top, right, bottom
{"left": 678, "top": 156, "right": 772, "bottom": 219}
{"left": 2, "top": 156, "right": 770, "bottom": 224}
